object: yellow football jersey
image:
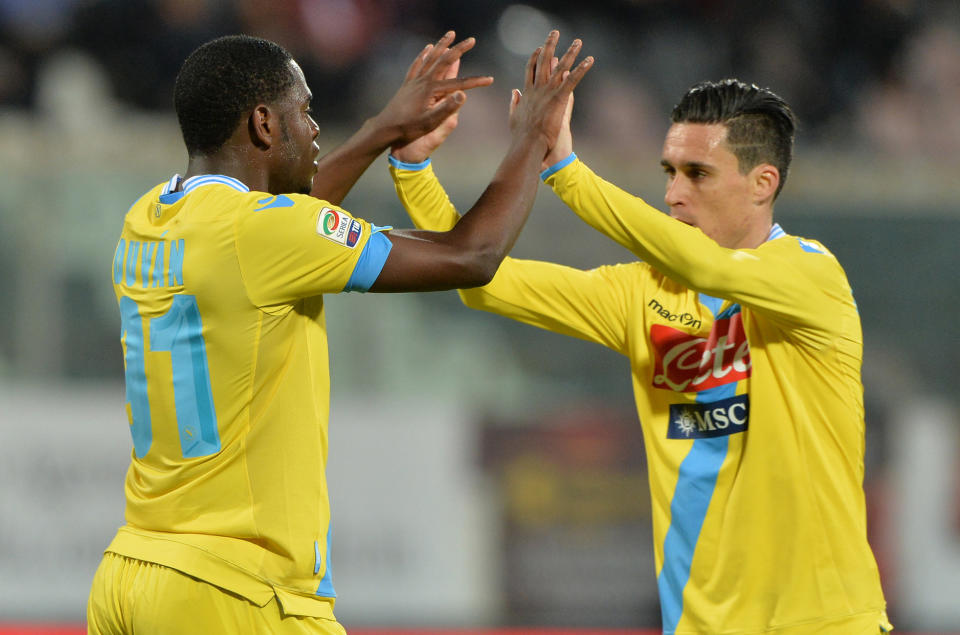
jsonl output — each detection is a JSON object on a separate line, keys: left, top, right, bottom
{"left": 391, "top": 158, "right": 891, "bottom": 634}
{"left": 108, "top": 174, "right": 392, "bottom": 618}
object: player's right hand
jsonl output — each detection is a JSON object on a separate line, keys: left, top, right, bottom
{"left": 508, "top": 31, "right": 592, "bottom": 157}
{"left": 540, "top": 93, "right": 574, "bottom": 171}
{"left": 374, "top": 31, "right": 493, "bottom": 150}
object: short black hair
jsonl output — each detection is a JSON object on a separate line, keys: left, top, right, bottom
{"left": 174, "top": 35, "right": 296, "bottom": 157}
{"left": 671, "top": 79, "right": 797, "bottom": 199}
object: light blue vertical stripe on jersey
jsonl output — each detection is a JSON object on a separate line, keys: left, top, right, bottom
{"left": 316, "top": 523, "right": 337, "bottom": 597}
{"left": 698, "top": 293, "right": 724, "bottom": 317}
{"left": 658, "top": 297, "right": 739, "bottom": 633}
{"left": 658, "top": 435, "right": 729, "bottom": 632}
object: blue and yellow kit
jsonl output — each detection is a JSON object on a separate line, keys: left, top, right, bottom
{"left": 108, "top": 174, "right": 391, "bottom": 618}
{"left": 392, "top": 157, "right": 891, "bottom": 634}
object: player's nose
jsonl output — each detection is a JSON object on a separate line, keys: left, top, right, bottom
{"left": 664, "top": 175, "right": 685, "bottom": 208}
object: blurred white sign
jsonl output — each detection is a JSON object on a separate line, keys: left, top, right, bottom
{"left": 0, "top": 382, "right": 494, "bottom": 624}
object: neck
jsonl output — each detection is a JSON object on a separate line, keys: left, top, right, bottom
{"left": 184, "top": 148, "right": 268, "bottom": 192}
{"left": 738, "top": 221, "right": 774, "bottom": 249}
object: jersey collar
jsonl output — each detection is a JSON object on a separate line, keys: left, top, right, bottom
{"left": 161, "top": 174, "right": 250, "bottom": 195}
{"left": 766, "top": 223, "right": 785, "bottom": 241}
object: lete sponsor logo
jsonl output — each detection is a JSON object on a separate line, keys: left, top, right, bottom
{"left": 668, "top": 394, "right": 749, "bottom": 439}
{"left": 317, "top": 207, "right": 360, "bottom": 248}
{"left": 650, "top": 312, "right": 751, "bottom": 392}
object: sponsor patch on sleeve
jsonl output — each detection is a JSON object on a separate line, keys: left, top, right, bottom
{"left": 316, "top": 207, "right": 363, "bottom": 248}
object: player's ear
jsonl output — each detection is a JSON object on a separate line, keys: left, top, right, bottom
{"left": 752, "top": 164, "right": 779, "bottom": 205}
{"left": 248, "top": 104, "right": 274, "bottom": 150}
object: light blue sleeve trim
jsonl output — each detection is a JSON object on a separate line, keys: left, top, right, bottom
{"left": 343, "top": 231, "right": 393, "bottom": 292}
{"left": 540, "top": 152, "right": 577, "bottom": 181}
{"left": 387, "top": 155, "right": 431, "bottom": 171}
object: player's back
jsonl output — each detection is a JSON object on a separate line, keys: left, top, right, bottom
{"left": 108, "top": 175, "right": 358, "bottom": 613}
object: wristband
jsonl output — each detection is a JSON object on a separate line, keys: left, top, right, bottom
{"left": 387, "top": 155, "right": 431, "bottom": 171}
{"left": 540, "top": 152, "right": 577, "bottom": 181}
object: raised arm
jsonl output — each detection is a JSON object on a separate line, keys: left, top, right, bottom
{"left": 368, "top": 31, "right": 593, "bottom": 292}
{"left": 310, "top": 32, "right": 494, "bottom": 204}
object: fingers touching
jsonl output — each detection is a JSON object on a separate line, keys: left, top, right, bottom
{"left": 521, "top": 31, "right": 591, "bottom": 95}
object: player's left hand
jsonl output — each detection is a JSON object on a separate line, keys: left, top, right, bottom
{"left": 375, "top": 31, "right": 493, "bottom": 151}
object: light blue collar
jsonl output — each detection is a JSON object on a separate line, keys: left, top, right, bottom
{"left": 161, "top": 174, "right": 250, "bottom": 195}
{"left": 766, "top": 223, "right": 785, "bottom": 241}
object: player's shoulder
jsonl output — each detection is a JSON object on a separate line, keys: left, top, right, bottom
{"left": 126, "top": 182, "right": 168, "bottom": 213}
{"left": 764, "top": 231, "right": 838, "bottom": 260}
{"left": 763, "top": 231, "right": 853, "bottom": 289}
{"left": 121, "top": 182, "right": 172, "bottom": 231}
{"left": 589, "top": 259, "right": 659, "bottom": 291}
{"left": 593, "top": 259, "right": 650, "bottom": 276}
{"left": 231, "top": 190, "right": 345, "bottom": 218}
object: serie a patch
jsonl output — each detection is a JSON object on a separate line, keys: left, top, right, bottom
{"left": 668, "top": 394, "right": 749, "bottom": 439}
{"left": 317, "top": 207, "right": 362, "bottom": 248}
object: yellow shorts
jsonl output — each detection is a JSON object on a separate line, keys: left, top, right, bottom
{"left": 87, "top": 552, "right": 347, "bottom": 635}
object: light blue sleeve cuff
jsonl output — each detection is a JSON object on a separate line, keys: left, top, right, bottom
{"left": 540, "top": 152, "right": 577, "bottom": 181}
{"left": 387, "top": 155, "right": 431, "bottom": 171}
{"left": 344, "top": 231, "right": 393, "bottom": 292}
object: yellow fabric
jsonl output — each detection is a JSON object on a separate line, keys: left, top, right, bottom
{"left": 106, "top": 180, "right": 377, "bottom": 617}
{"left": 88, "top": 552, "right": 346, "bottom": 634}
{"left": 392, "top": 160, "right": 891, "bottom": 634}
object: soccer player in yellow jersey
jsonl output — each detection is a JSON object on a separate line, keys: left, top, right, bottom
{"left": 87, "top": 32, "right": 593, "bottom": 634}
{"left": 390, "top": 80, "right": 892, "bottom": 633}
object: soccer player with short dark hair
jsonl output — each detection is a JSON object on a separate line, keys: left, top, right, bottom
{"left": 392, "top": 78, "right": 892, "bottom": 634}
{"left": 88, "top": 31, "right": 592, "bottom": 634}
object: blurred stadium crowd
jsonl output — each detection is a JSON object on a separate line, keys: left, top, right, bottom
{"left": 2, "top": 0, "right": 960, "bottom": 158}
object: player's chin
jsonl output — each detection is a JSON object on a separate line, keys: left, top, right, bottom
{"left": 298, "top": 164, "right": 318, "bottom": 195}
{"left": 296, "top": 178, "right": 314, "bottom": 195}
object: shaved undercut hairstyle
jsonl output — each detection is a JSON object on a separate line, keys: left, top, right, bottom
{"left": 671, "top": 79, "right": 797, "bottom": 199}
{"left": 174, "top": 35, "right": 296, "bottom": 157}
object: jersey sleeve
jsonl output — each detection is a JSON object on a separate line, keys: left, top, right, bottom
{"left": 460, "top": 258, "right": 634, "bottom": 354}
{"left": 389, "top": 160, "right": 459, "bottom": 231}
{"left": 391, "top": 159, "right": 632, "bottom": 353}
{"left": 546, "top": 159, "right": 854, "bottom": 343}
{"left": 235, "top": 193, "right": 389, "bottom": 308}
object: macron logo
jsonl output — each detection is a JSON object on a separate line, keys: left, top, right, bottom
{"left": 254, "top": 195, "right": 295, "bottom": 212}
